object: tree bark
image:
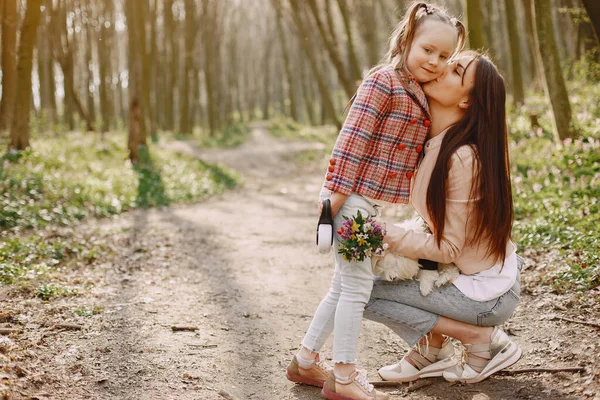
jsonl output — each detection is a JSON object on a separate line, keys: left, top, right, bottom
{"left": 0, "top": 0, "right": 18, "bottom": 131}
{"left": 272, "top": 0, "right": 298, "bottom": 121}
{"left": 533, "top": 0, "right": 575, "bottom": 141}
{"left": 179, "top": 0, "right": 196, "bottom": 135}
{"left": 289, "top": 0, "right": 340, "bottom": 129}
{"left": 354, "top": 0, "right": 380, "bottom": 67}
{"left": 124, "top": 0, "right": 147, "bottom": 161}
{"left": 522, "top": 0, "right": 544, "bottom": 91}
{"left": 98, "top": 0, "right": 113, "bottom": 132}
{"left": 149, "top": 0, "right": 158, "bottom": 138}
{"left": 201, "top": 0, "right": 219, "bottom": 136}
{"left": 85, "top": 6, "right": 96, "bottom": 130}
{"left": 305, "top": 0, "right": 355, "bottom": 98}
{"left": 505, "top": 0, "right": 525, "bottom": 105}
{"left": 163, "top": 0, "right": 176, "bottom": 131}
{"left": 9, "top": 0, "right": 42, "bottom": 150}
{"left": 466, "top": 0, "right": 485, "bottom": 50}
{"left": 336, "top": 0, "right": 362, "bottom": 83}
{"left": 37, "top": 0, "right": 57, "bottom": 123}
{"left": 581, "top": 0, "right": 600, "bottom": 43}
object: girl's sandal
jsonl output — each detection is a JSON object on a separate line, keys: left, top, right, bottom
{"left": 377, "top": 337, "right": 458, "bottom": 382}
{"left": 443, "top": 326, "right": 522, "bottom": 384}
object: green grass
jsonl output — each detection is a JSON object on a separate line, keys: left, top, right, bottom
{"left": 0, "top": 230, "right": 108, "bottom": 284}
{"left": 1, "top": 131, "right": 238, "bottom": 235}
{"left": 0, "top": 129, "right": 239, "bottom": 289}
{"left": 511, "top": 134, "right": 600, "bottom": 294}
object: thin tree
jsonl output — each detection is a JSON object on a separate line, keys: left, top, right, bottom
{"left": 466, "top": 0, "right": 485, "bottom": 50}
{"left": 272, "top": 0, "right": 298, "bottom": 121}
{"left": 532, "top": 0, "right": 575, "bottom": 141}
{"left": 306, "top": 0, "right": 355, "bottom": 97}
{"left": 9, "top": 0, "right": 43, "bottom": 150}
{"left": 124, "top": 0, "right": 147, "bottom": 161}
{"left": 336, "top": 0, "right": 362, "bottom": 82}
{"left": 581, "top": 0, "right": 600, "bottom": 42}
{"left": 179, "top": 0, "right": 196, "bottom": 135}
{"left": 0, "top": 0, "right": 18, "bottom": 131}
{"left": 354, "top": 0, "right": 380, "bottom": 67}
{"left": 200, "top": 0, "right": 220, "bottom": 136}
{"left": 98, "top": 0, "right": 113, "bottom": 132}
{"left": 505, "top": 0, "right": 525, "bottom": 105}
{"left": 289, "top": 0, "right": 340, "bottom": 129}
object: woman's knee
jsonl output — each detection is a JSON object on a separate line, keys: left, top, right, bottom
{"left": 476, "top": 289, "right": 520, "bottom": 326}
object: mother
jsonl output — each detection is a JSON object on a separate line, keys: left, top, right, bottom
{"left": 364, "top": 50, "right": 522, "bottom": 384}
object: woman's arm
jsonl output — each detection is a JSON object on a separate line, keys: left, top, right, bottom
{"left": 384, "top": 147, "right": 477, "bottom": 264}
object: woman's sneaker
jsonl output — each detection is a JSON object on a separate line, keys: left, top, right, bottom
{"left": 286, "top": 354, "right": 332, "bottom": 387}
{"left": 443, "top": 326, "right": 522, "bottom": 384}
{"left": 321, "top": 369, "right": 389, "bottom": 400}
{"left": 377, "top": 336, "right": 457, "bottom": 382}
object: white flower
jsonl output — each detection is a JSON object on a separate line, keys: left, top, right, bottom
{"left": 363, "top": 222, "right": 373, "bottom": 233}
{"left": 383, "top": 243, "right": 389, "bottom": 250}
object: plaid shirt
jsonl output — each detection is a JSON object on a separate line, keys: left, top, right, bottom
{"left": 324, "top": 66, "right": 431, "bottom": 204}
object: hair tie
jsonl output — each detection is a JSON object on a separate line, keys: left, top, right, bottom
{"left": 424, "top": 3, "right": 434, "bottom": 14}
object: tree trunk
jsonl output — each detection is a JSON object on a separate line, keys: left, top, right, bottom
{"left": 85, "top": 10, "right": 96, "bottom": 130}
{"left": 164, "top": 0, "right": 175, "bottom": 131}
{"left": 9, "top": 0, "right": 42, "bottom": 150}
{"left": 37, "top": 1, "right": 57, "bottom": 123}
{"left": 201, "top": 0, "right": 219, "bottom": 136}
{"left": 289, "top": 0, "right": 340, "bottom": 129}
{"left": 466, "top": 0, "right": 485, "bottom": 50}
{"left": 0, "top": 0, "right": 18, "bottom": 131}
{"left": 581, "top": 0, "right": 600, "bottom": 43}
{"left": 98, "top": 0, "right": 113, "bottom": 132}
{"left": 354, "top": 1, "right": 380, "bottom": 67}
{"left": 149, "top": 0, "right": 158, "bottom": 138}
{"left": 272, "top": 0, "right": 298, "bottom": 121}
{"left": 533, "top": 0, "right": 575, "bottom": 141}
{"left": 303, "top": 0, "right": 355, "bottom": 98}
{"left": 124, "top": 0, "right": 147, "bottom": 161}
{"left": 522, "top": 0, "right": 544, "bottom": 91}
{"left": 179, "top": 0, "right": 195, "bottom": 135}
{"left": 336, "top": 0, "right": 362, "bottom": 82}
{"left": 505, "top": 0, "right": 525, "bottom": 105}
{"left": 299, "top": 38, "right": 316, "bottom": 125}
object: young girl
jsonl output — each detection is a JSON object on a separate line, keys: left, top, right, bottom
{"left": 286, "top": 3, "right": 465, "bottom": 400}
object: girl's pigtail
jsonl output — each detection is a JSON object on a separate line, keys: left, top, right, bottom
{"left": 453, "top": 19, "right": 467, "bottom": 54}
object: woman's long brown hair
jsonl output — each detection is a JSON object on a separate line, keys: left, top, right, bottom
{"left": 426, "top": 53, "right": 514, "bottom": 265}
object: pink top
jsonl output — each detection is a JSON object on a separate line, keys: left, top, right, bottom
{"left": 385, "top": 128, "right": 515, "bottom": 275}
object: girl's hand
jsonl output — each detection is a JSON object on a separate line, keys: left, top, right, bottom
{"left": 318, "top": 192, "right": 348, "bottom": 217}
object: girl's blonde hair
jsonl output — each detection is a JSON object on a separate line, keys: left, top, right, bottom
{"left": 371, "top": 2, "right": 466, "bottom": 76}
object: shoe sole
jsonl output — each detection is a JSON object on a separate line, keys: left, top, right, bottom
{"left": 286, "top": 368, "right": 325, "bottom": 388}
{"left": 447, "top": 343, "right": 522, "bottom": 384}
{"left": 464, "top": 344, "right": 522, "bottom": 384}
{"left": 378, "top": 358, "right": 458, "bottom": 382}
{"left": 321, "top": 385, "right": 361, "bottom": 400}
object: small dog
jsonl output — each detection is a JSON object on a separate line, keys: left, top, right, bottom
{"left": 371, "top": 217, "right": 460, "bottom": 296}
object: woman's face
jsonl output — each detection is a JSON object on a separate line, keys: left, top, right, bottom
{"left": 423, "top": 54, "right": 477, "bottom": 109}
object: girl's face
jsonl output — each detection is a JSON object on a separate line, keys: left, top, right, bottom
{"left": 405, "top": 19, "right": 458, "bottom": 83}
{"left": 423, "top": 54, "right": 477, "bottom": 109}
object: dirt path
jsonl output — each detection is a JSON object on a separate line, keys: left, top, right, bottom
{"left": 2, "top": 123, "right": 599, "bottom": 400}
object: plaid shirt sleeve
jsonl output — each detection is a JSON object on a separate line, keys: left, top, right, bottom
{"left": 324, "top": 70, "right": 392, "bottom": 195}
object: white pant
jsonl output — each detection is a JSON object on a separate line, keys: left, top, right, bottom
{"left": 301, "top": 191, "right": 379, "bottom": 364}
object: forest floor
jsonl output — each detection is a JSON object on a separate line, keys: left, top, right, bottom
{"left": 1, "top": 122, "right": 599, "bottom": 400}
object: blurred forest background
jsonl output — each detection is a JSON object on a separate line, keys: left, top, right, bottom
{"left": 0, "top": 0, "right": 599, "bottom": 297}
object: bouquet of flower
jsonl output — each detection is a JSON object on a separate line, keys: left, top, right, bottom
{"left": 337, "top": 212, "right": 387, "bottom": 263}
